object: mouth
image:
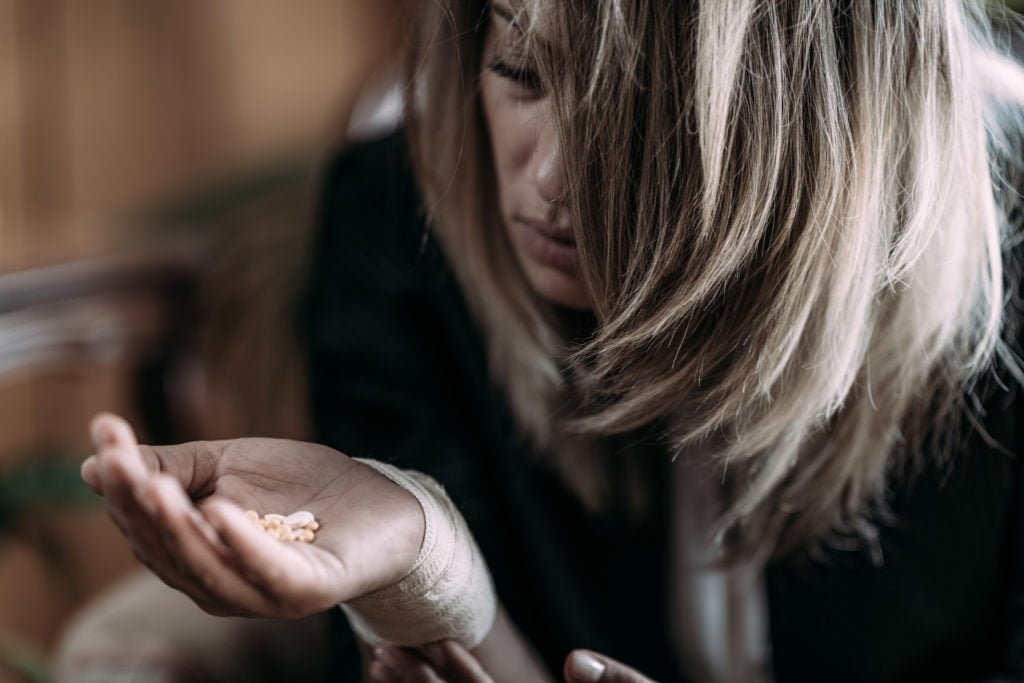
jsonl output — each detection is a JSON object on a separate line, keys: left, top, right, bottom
{"left": 516, "top": 217, "right": 578, "bottom": 272}
{"left": 520, "top": 217, "right": 575, "bottom": 244}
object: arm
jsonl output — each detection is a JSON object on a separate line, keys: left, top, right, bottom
{"left": 80, "top": 412, "right": 537, "bottom": 683}
{"left": 363, "top": 604, "right": 555, "bottom": 683}
{"left": 470, "top": 604, "right": 555, "bottom": 683}
{"left": 302, "top": 138, "right": 542, "bottom": 675}
{"left": 302, "top": 138, "right": 656, "bottom": 682}
{"left": 367, "top": 610, "right": 654, "bottom": 683}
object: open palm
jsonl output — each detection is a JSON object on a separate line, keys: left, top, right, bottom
{"left": 82, "top": 413, "right": 425, "bottom": 619}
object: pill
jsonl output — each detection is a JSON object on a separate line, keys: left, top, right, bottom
{"left": 284, "top": 511, "right": 315, "bottom": 528}
{"left": 245, "top": 510, "right": 320, "bottom": 543}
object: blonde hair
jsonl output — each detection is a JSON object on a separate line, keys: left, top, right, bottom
{"left": 402, "top": 0, "right": 1024, "bottom": 559}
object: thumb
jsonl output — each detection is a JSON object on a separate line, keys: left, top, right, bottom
{"left": 564, "top": 650, "right": 655, "bottom": 683}
{"left": 88, "top": 412, "right": 221, "bottom": 494}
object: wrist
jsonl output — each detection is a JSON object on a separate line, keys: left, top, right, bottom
{"left": 339, "top": 459, "right": 497, "bottom": 649}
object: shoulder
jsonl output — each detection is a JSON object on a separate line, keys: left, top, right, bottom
{"left": 320, "top": 131, "right": 415, "bottom": 214}
{"left": 301, "top": 131, "right": 464, "bottom": 349}
{"left": 312, "top": 131, "right": 437, "bottom": 284}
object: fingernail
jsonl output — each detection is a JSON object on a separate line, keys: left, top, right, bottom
{"left": 567, "top": 651, "right": 606, "bottom": 683}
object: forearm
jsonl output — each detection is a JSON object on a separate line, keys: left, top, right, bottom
{"left": 469, "top": 603, "right": 556, "bottom": 683}
{"left": 342, "top": 460, "right": 553, "bottom": 681}
{"left": 357, "top": 601, "right": 554, "bottom": 683}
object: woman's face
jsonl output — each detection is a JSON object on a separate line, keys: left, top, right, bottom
{"left": 479, "top": 2, "right": 591, "bottom": 311}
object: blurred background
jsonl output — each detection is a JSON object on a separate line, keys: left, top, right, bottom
{"left": 0, "top": 1, "right": 399, "bottom": 680}
{"left": 1, "top": 1, "right": 1023, "bottom": 682}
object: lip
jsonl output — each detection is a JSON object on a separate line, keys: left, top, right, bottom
{"left": 515, "top": 217, "right": 578, "bottom": 272}
{"left": 519, "top": 216, "right": 575, "bottom": 242}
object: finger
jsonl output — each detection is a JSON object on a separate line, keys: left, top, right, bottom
{"left": 97, "top": 439, "right": 191, "bottom": 593}
{"left": 368, "top": 658, "right": 397, "bottom": 683}
{"left": 90, "top": 411, "right": 223, "bottom": 496}
{"left": 90, "top": 413, "right": 148, "bottom": 478}
{"left": 376, "top": 646, "right": 418, "bottom": 672}
{"left": 564, "top": 650, "right": 655, "bottom": 683}
{"left": 408, "top": 664, "right": 446, "bottom": 683}
{"left": 81, "top": 456, "right": 102, "bottom": 494}
{"left": 92, "top": 413, "right": 224, "bottom": 579}
{"left": 145, "top": 473, "right": 272, "bottom": 616}
{"left": 419, "top": 641, "right": 494, "bottom": 683}
{"left": 370, "top": 648, "right": 407, "bottom": 683}
{"left": 95, "top": 418, "right": 149, "bottom": 492}
{"left": 377, "top": 647, "right": 443, "bottom": 683}
{"left": 128, "top": 474, "right": 238, "bottom": 613}
{"left": 89, "top": 414, "right": 239, "bottom": 614}
{"left": 93, "top": 417, "right": 171, "bottom": 554}
{"left": 202, "top": 497, "right": 338, "bottom": 613}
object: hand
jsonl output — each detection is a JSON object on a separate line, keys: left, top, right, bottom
{"left": 82, "top": 412, "right": 424, "bottom": 619}
{"left": 366, "top": 642, "right": 655, "bottom": 683}
{"left": 367, "top": 641, "right": 494, "bottom": 683}
{"left": 562, "top": 650, "right": 655, "bottom": 683}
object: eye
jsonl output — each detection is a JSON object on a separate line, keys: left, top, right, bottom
{"left": 487, "top": 58, "right": 543, "bottom": 93}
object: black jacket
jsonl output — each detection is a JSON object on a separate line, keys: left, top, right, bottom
{"left": 300, "top": 132, "right": 1023, "bottom": 682}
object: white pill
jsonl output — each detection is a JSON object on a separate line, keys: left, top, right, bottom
{"left": 283, "top": 510, "right": 315, "bottom": 528}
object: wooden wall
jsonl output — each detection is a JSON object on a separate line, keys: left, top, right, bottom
{"left": 0, "top": 0, "right": 398, "bottom": 269}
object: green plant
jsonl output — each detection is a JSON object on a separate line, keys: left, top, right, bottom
{"left": 0, "top": 632, "right": 49, "bottom": 683}
{"left": 0, "top": 452, "right": 99, "bottom": 683}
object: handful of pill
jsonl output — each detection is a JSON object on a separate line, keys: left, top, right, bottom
{"left": 244, "top": 509, "right": 320, "bottom": 543}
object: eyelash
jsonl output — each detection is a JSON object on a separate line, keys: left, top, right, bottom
{"left": 488, "top": 59, "right": 542, "bottom": 92}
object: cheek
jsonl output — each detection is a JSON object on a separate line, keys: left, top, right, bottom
{"left": 480, "top": 75, "right": 535, "bottom": 199}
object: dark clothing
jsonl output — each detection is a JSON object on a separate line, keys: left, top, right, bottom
{"left": 300, "top": 132, "right": 1023, "bottom": 682}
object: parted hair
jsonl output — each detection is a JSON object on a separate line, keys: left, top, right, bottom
{"left": 401, "top": 0, "right": 1024, "bottom": 560}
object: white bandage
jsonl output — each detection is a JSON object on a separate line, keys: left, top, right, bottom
{"left": 339, "top": 458, "right": 497, "bottom": 649}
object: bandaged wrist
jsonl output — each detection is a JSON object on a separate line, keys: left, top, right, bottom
{"left": 339, "top": 458, "right": 497, "bottom": 649}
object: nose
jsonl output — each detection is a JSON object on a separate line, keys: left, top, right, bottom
{"left": 532, "top": 118, "right": 565, "bottom": 208}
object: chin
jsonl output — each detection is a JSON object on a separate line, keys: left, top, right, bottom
{"left": 525, "top": 263, "right": 592, "bottom": 311}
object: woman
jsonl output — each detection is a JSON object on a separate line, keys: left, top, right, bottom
{"left": 81, "top": 0, "right": 1024, "bottom": 681}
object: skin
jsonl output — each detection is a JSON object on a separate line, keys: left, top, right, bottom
{"left": 361, "top": 4, "right": 656, "bottom": 681}
{"left": 367, "top": 642, "right": 655, "bottom": 683}
{"left": 77, "top": 3, "right": 653, "bottom": 681}
{"left": 81, "top": 413, "right": 424, "bottom": 621}
{"left": 480, "top": 2, "right": 591, "bottom": 311}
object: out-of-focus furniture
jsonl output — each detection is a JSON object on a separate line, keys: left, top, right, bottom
{"left": 0, "top": 170, "right": 323, "bottom": 682}
{"left": 0, "top": 2, "right": 400, "bottom": 678}
{"left": 0, "top": 233, "right": 210, "bottom": 682}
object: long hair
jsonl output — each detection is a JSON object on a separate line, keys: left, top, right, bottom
{"left": 402, "top": 0, "right": 1024, "bottom": 559}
